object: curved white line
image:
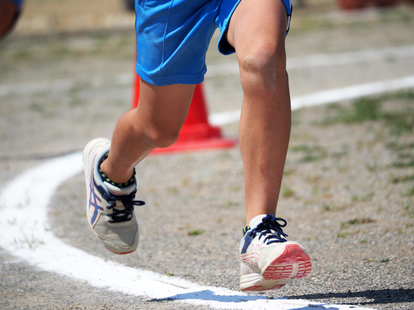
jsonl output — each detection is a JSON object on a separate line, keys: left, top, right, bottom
{"left": 0, "top": 153, "right": 373, "bottom": 309}
{"left": 5, "top": 71, "right": 399, "bottom": 308}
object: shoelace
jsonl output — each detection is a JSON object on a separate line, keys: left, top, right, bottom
{"left": 102, "top": 189, "right": 145, "bottom": 223}
{"left": 249, "top": 214, "right": 288, "bottom": 245}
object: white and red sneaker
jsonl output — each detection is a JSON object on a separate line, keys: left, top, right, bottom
{"left": 239, "top": 214, "right": 312, "bottom": 291}
{"left": 83, "top": 138, "right": 144, "bottom": 254}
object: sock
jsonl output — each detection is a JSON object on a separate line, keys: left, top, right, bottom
{"left": 98, "top": 152, "right": 135, "bottom": 188}
{"left": 242, "top": 226, "right": 251, "bottom": 236}
{"left": 243, "top": 214, "right": 268, "bottom": 235}
{"left": 249, "top": 214, "right": 267, "bottom": 230}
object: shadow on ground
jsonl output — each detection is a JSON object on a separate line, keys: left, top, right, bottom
{"left": 147, "top": 289, "right": 267, "bottom": 303}
{"left": 286, "top": 288, "right": 414, "bottom": 307}
{"left": 147, "top": 289, "right": 366, "bottom": 310}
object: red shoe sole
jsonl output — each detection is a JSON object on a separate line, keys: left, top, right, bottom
{"left": 262, "top": 244, "right": 312, "bottom": 281}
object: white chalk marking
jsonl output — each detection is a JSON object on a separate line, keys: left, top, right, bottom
{"left": 0, "top": 153, "right": 374, "bottom": 310}
{"left": 206, "top": 45, "right": 414, "bottom": 77}
{"left": 3, "top": 50, "right": 405, "bottom": 308}
{"left": 209, "top": 75, "right": 414, "bottom": 126}
{"left": 1, "top": 45, "right": 414, "bottom": 97}
{"left": 0, "top": 74, "right": 130, "bottom": 97}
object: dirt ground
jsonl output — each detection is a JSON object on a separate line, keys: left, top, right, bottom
{"left": 1, "top": 0, "right": 414, "bottom": 309}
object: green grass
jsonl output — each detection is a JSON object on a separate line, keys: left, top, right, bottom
{"left": 0, "top": 33, "right": 135, "bottom": 82}
{"left": 12, "top": 49, "right": 32, "bottom": 61}
{"left": 337, "top": 232, "right": 349, "bottom": 238}
{"left": 407, "top": 186, "right": 414, "bottom": 196}
{"left": 366, "top": 258, "right": 390, "bottom": 263}
{"left": 382, "top": 108, "right": 414, "bottom": 136}
{"left": 220, "top": 201, "right": 240, "bottom": 208}
{"left": 283, "top": 167, "right": 295, "bottom": 176}
{"left": 321, "top": 97, "right": 382, "bottom": 125}
{"left": 351, "top": 192, "right": 375, "bottom": 203}
{"left": 47, "top": 41, "right": 70, "bottom": 57}
{"left": 391, "top": 174, "right": 414, "bottom": 183}
{"left": 187, "top": 229, "right": 205, "bottom": 236}
{"left": 323, "top": 203, "right": 334, "bottom": 211}
{"left": 386, "top": 141, "right": 414, "bottom": 169}
{"left": 290, "top": 144, "right": 328, "bottom": 162}
{"left": 392, "top": 161, "right": 414, "bottom": 168}
{"left": 167, "top": 187, "right": 179, "bottom": 195}
{"left": 403, "top": 203, "right": 414, "bottom": 218}
{"left": 321, "top": 91, "right": 414, "bottom": 136}
{"left": 340, "top": 217, "right": 377, "bottom": 229}
{"left": 281, "top": 187, "right": 295, "bottom": 199}
{"left": 391, "top": 90, "right": 414, "bottom": 100}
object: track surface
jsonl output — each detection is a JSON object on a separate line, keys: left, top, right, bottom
{"left": 1, "top": 1, "right": 414, "bottom": 309}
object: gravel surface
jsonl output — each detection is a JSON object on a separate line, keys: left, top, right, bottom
{"left": 1, "top": 0, "right": 414, "bottom": 309}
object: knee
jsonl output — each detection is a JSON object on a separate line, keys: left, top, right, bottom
{"left": 237, "top": 42, "right": 287, "bottom": 92}
{"left": 144, "top": 123, "right": 180, "bottom": 149}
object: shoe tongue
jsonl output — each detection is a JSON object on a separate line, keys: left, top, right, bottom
{"left": 104, "top": 182, "right": 136, "bottom": 211}
{"left": 249, "top": 214, "right": 267, "bottom": 230}
{"left": 104, "top": 182, "right": 136, "bottom": 196}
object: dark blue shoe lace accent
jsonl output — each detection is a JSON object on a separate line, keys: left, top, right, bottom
{"left": 248, "top": 214, "right": 288, "bottom": 245}
{"left": 102, "top": 189, "right": 145, "bottom": 223}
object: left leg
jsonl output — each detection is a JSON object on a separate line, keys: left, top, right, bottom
{"left": 227, "top": 0, "right": 291, "bottom": 226}
{"left": 226, "top": 0, "right": 312, "bottom": 291}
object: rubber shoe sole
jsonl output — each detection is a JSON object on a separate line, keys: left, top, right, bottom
{"left": 240, "top": 243, "right": 312, "bottom": 291}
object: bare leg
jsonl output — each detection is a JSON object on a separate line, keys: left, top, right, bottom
{"left": 100, "top": 80, "right": 195, "bottom": 183}
{"left": 227, "top": 0, "right": 291, "bottom": 226}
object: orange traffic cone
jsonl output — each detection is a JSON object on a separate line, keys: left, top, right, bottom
{"left": 131, "top": 74, "right": 238, "bottom": 154}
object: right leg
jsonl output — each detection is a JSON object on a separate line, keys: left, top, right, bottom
{"left": 100, "top": 80, "right": 195, "bottom": 183}
{"left": 83, "top": 81, "right": 194, "bottom": 254}
{"left": 85, "top": 0, "right": 214, "bottom": 254}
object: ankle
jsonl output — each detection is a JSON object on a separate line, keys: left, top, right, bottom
{"left": 247, "top": 214, "right": 267, "bottom": 230}
{"left": 99, "top": 156, "right": 135, "bottom": 187}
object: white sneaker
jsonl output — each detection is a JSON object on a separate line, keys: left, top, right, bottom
{"left": 239, "top": 214, "right": 312, "bottom": 291}
{"left": 83, "top": 138, "right": 144, "bottom": 254}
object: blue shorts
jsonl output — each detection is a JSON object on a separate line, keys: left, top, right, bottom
{"left": 135, "top": 0, "right": 292, "bottom": 86}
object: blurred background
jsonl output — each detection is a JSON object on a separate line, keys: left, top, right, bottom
{"left": 1, "top": 0, "right": 414, "bottom": 156}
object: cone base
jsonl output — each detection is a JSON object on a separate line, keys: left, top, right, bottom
{"left": 150, "top": 137, "right": 238, "bottom": 155}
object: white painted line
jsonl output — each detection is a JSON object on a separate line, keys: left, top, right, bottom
{"left": 286, "top": 45, "right": 414, "bottom": 70}
{"left": 4, "top": 62, "right": 406, "bottom": 309}
{"left": 0, "top": 79, "right": 74, "bottom": 97}
{"left": 206, "top": 45, "right": 414, "bottom": 77}
{"left": 1, "top": 45, "right": 414, "bottom": 97}
{"left": 209, "top": 110, "right": 242, "bottom": 127}
{"left": 209, "top": 75, "right": 414, "bottom": 126}
{"left": 291, "top": 75, "right": 414, "bottom": 110}
{"left": 0, "top": 74, "right": 130, "bottom": 98}
{"left": 0, "top": 153, "right": 374, "bottom": 310}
